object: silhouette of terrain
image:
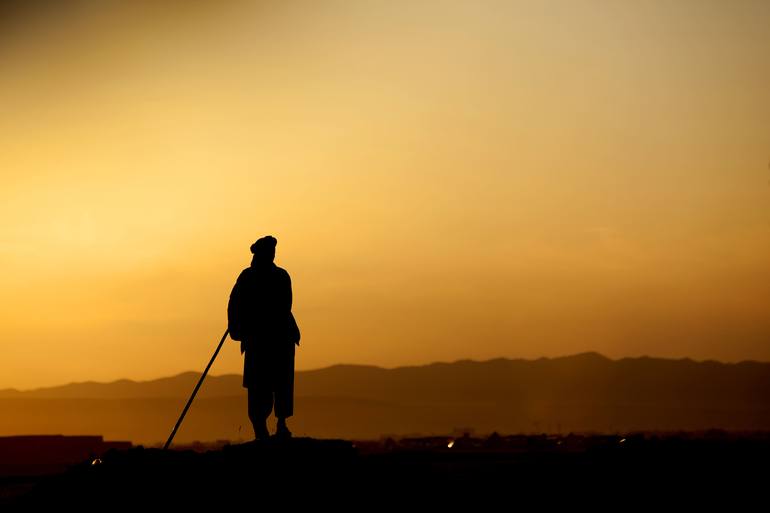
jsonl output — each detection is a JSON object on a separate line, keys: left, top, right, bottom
{"left": 1, "top": 353, "right": 769, "bottom": 444}
{"left": 5, "top": 433, "right": 768, "bottom": 507}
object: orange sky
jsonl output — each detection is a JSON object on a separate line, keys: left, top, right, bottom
{"left": 1, "top": 1, "right": 769, "bottom": 389}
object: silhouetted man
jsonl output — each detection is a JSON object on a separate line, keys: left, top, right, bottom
{"left": 227, "top": 235, "right": 300, "bottom": 440}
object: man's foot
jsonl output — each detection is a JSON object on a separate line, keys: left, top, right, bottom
{"left": 253, "top": 422, "right": 270, "bottom": 441}
{"left": 275, "top": 419, "right": 292, "bottom": 439}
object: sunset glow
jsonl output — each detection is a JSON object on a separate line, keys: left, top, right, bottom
{"left": 1, "top": 0, "right": 769, "bottom": 389}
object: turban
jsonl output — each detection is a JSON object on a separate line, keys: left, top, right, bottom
{"left": 250, "top": 235, "right": 277, "bottom": 254}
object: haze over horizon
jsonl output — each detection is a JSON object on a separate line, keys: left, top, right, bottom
{"left": 2, "top": 353, "right": 768, "bottom": 444}
{"left": 2, "top": 1, "right": 769, "bottom": 389}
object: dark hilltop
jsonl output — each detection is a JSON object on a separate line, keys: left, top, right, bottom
{"left": 8, "top": 431, "right": 770, "bottom": 507}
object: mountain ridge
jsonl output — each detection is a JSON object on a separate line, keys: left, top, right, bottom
{"left": 1, "top": 352, "right": 768, "bottom": 399}
{"left": 2, "top": 351, "right": 769, "bottom": 443}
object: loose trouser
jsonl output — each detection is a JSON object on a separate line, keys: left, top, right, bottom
{"left": 244, "top": 339, "right": 295, "bottom": 420}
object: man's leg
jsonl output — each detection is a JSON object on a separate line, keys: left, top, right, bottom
{"left": 276, "top": 417, "right": 291, "bottom": 438}
{"left": 274, "top": 342, "right": 295, "bottom": 438}
{"left": 247, "top": 386, "right": 272, "bottom": 440}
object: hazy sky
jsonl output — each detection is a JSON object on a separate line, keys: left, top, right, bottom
{"left": 1, "top": 0, "right": 769, "bottom": 389}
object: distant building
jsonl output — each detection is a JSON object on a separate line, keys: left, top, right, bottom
{"left": 0, "top": 435, "right": 132, "bottom": 477}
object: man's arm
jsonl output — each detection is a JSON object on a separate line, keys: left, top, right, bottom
{"left": 286, "top": 272, "right": 293, "bottom": 311}
{"left": 227, "top": 269, "right": 249, "bottom": 343}
{"left": 284, "top": 270, "right": 300, "bottom": 346}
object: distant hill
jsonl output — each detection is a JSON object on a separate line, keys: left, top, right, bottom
{"left": 1, "top": 353, "right": 769, "bottom": 445}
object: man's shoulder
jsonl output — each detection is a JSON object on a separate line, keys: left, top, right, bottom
{"left": 236, "top": 267, "right": 253, "bottom": 282}
{"left": 236, "top": 264, "right": 289, "bottom": 281}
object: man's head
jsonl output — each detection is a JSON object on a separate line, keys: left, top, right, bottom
{"left": 250, "top": 235, "right": 277, "bottom": 265}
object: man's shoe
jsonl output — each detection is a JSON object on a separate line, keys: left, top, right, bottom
{"left": 275, "top": 422, "right": 292, "bottom": 439}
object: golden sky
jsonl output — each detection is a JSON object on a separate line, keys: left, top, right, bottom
{"left": 1, "top": 0, "right": 769, "bottom": 389}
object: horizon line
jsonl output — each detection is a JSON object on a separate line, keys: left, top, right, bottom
{"left": 3, "top": 351, "right": 768, "bottom": 393}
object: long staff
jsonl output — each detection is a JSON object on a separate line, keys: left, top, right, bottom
{"left": 163, "top": 328, "right": 229, "bottom": 450}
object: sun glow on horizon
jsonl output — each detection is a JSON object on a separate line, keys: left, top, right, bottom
{"left": 1, "top": 0, "right": 769, "bottom": 389}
